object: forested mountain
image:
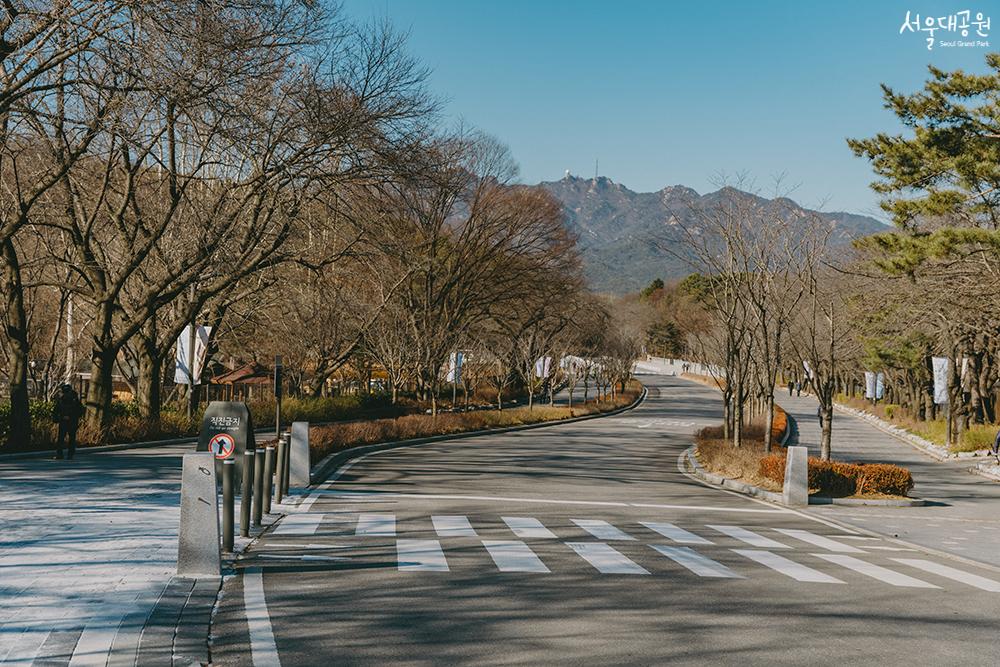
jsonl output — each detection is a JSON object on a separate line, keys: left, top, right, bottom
{"left": 538, "top": 174, "right": 887, "bottom": 293}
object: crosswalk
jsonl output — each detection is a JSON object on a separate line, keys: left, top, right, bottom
{"left": 261, "top": 512, "right": 1000, "bottom": 593}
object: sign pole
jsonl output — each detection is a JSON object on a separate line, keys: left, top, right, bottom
{"left": 187, "top": 284, "right": 196, "bottom": 420}
{"left": 274, "top": 355, "right": 283, "bottom": 437}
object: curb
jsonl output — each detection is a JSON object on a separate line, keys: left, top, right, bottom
{"left": 307, "top": 386, "right": 648, "bottom": 486}
{"left": 683, "top": 445, "right": 926, "bottom": 507}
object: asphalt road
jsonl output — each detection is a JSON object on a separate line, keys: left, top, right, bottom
{"left": 212, "top": 376, "right": 1000, "bottom": 666}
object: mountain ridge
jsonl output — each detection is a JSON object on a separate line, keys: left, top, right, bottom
{"left": 534, "top": 174, "right": 887, "bottom": 294}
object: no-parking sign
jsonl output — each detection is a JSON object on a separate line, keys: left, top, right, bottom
{"left": 209, "top": 432, "right": 236, "bottom": 459}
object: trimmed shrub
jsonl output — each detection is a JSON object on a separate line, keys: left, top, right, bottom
{"left": 759, "top": 453, "right": 914, "bottom": 497}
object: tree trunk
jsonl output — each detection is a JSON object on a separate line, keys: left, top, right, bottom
{"left": 2, "top": 239, "right": 31, "bottom": 448}
{"left": 86, "top": 347, "right": 117, "bottom": 433}
{"left": 763, "top": 394, "right": 775, "bottom": 453}
{"left": 820, "top": 401, "right": 833, "bottom": 460}
{"left": 136, "top": 342, "right": 162, "bottom": 422}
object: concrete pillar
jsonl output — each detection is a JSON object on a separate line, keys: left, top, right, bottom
{"left": 290, "top": 421, "right": 311, "bottom": 488}
{"left": 177, "top": 453, "right": 221, "bottom": 576}
{"left": 782, "top": 446, "right": 809, "bottom": 507}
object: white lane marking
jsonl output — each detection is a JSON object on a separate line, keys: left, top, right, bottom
{"left": 709, "top": 525, "right": 790, "bottom": 549}
{"left": 641, "top": 522, "right": 713, "bottom": 545}
{"left": 261, "top": 543, "right": 350, "bottom": 549}
{"left": 893, "top": 559, "right": 1000, "bottom": 592}
{"left": 273, "top": 514, "right": 324, "bottom": 536}
{"left": 863, "top": 546, "right": 916, "bottom": 552}
{"left": 733, "top": 550, "right": 844, "bottom": 583}
{"left": 397, "top": 539, "right": 449, "bottom": 572}
{"left": 483, "top": 540, "right": 550, "bottom": 573}
{"left": 356, "top": 514, "right": 395, "bottom": 536}
{"left": 571, "top": 519, "right": 634, "bottom": 541}
{"left": 650, "top": 545, "right": 743, "bottom": 578}
{"left": 244, "top": 567, "right": 282, "bottom": 667}
{"left": 317, "top": 491, "right": 785, "bottom": 513}
{"left": 814, "top": 554, "right": 938, "bottom": 588}
{"left": 567, "top": 542, "right": 649, "bottom": 574}
{"left": 432, "top": 515, "right": 478, "bottom": 537}
{"left": 503, "top": 517, "right": 557, "bottom": 539}
{"left": 774, "top": 529, "right": 865, "bottom": 553}
{"left": 257, "top": 554, "right": 347, "bottom": 562}
{"left": 837, "top": 536, "right": 881, "bottom": 541}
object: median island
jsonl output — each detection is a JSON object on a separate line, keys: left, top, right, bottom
{"left": 694, "top": 406, "right": 915, "bottom": 500}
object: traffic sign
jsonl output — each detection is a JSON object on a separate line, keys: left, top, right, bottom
{"left": 209, "top": 432, "right": 236, "bottom": 459}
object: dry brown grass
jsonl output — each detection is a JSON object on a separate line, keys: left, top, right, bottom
{"left": 695, "top": 437, "right": 783, "bottom": 491}
{"left": 309, "top": 382, "right": 643, "bottom": 463}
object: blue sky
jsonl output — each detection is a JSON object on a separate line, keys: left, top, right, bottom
{"left": 338, "top": 0, "right": 996, "bottom": 219}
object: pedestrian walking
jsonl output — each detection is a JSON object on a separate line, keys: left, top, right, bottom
{"left": 52, "top": 384, "right": 84, "bottom": 460}
{"left": 795, "top": 381, "right": 801, "bottom": 397}
{"left": 788, "top": 380, "right": 793, "bottom": 396}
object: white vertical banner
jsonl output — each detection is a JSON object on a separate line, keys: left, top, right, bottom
{"left": 175, "top": 325, "right": 211, "bottom": 385}
{"left": 864, "top": 371, "right": 876, "bottom": 399}
{"left": 534, "top": 356, "right": 552, "bottom": 379}
{"left": 875, "top": 372, "right": 885, "bottom": 400}
{"left": 446, "top": 351, "right": 463, "bottom": 384}
{"left": 932, "top": 356, "right": 950, "bottom": 405}
{"left": 802, "top": 360, "right": 814, "bottom": 380}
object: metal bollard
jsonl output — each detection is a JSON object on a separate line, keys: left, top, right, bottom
{"left": 275, "top": 436, "right": 286, "bottom": 504}
{"left": 253, "top": 448, "right": 265, "bottom": 527}
{"left": 280, "top": 432, "right": 291, "bottom": 498}
{"left": 240, "top": 449, "right": 254, "bottom": 537}
{"left": 263, "top": 445, "right": 275, "bottom": 514}
{"left": 222, "top": 458, "right": 235, "bottom": 552}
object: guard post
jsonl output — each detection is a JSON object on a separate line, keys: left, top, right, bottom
{"left": 222, "top": 459, "right": 234, "bottom": 552}
{"left": 275, "top": 434, "right": 286, "bottom": 505}
{"left": 263, "top": 444, "right": 275, "bottom": 514}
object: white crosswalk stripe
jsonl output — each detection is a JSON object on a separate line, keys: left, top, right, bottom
{"left": 483, "top": 540, "right": 550, "bottom": 573}
{"left": 893, "top": 559, "right": 1000, "bottom": 592}
{"left": 273, "top": 513, "right": 324, "bottom": 536}
{"left": 733, "top": 549, "right": 844, "bottom": 583}
{"left": 568, "top": 543, "right": 649, "bottom": 574}
{"left": 709, "top": 525, "right": 790, "bottom": 549}
{"left": 503, "top": 517, "right": 557, "bottom": 539}
{"left": 641, "top": 522, "right": 713, "bottom": 545}
{"left": 397, "top": 539, "right": 449, "bottom": 571}
{"left": 572, "top": 519, "right": 634, "bottom": 540}
{"left": 432, "top": 515, "right": 478, "bottom": 537}
{"left": 814, "top": 554, "right": 938, "bottom": 588}
{"left": 356, "top": 513, "right": 395, "bottom": 536}
{"left": 774, "top": 529, "right": 865, "bottom": 553}
{"left": 650, "top": 545, "right": 743, "bottom": 578}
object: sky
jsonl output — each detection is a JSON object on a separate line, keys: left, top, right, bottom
{"left": 337, "top": 0, "right": 996, "bottom": 220}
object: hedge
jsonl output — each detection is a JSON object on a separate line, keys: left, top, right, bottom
{"left": 760, "top": 453, "right": 914, "bottom": 497}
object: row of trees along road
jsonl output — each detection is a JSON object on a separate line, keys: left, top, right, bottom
{"left": 626, "top": 54, "right": 1000, "bottom": 458}
{"left": 0, "top": 2, "right": 640, "bottom": 446}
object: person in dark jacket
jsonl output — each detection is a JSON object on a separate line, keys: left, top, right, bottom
{"left": 52, "top": 384, "right": 84, "bottom": 460}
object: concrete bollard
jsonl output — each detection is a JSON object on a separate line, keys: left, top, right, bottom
{"left": 274, "top": 437, "right": 286, "bottom": 505}
{"left": 783, "top": 446, "right": 809, "bottom": 507}
{"left": 222, "top": 459, "right": 234, "bottom": 553}
{"left": 290, "top": 421, "right": 310, "bottom": 488}
{"left": 280, "top": 432, "right": 291, "bottom": 498}
{"left": 240, "top": 450, "right": 253, "bottom": 537}
{"left": 253, "top": 448, "right": 264, "bottom": 527}
{"left": 177, "top": 453, "right": 221, "bottom": 576}
{"left": 263, "top": 445, "right": 275, "bottom": 514}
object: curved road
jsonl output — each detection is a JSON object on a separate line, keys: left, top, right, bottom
{"left": 212, "top": 376, "right": 1000, "bottom": 666}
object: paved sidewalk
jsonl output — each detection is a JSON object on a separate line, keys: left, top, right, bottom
{"left": 777, "top": 392, "right": 1000, "bottom": 566}
{"left": 0, "top": 433, "right": 276, "bottom": 665}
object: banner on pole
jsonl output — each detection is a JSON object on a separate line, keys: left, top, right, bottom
{"left": 802, "top": 360, "right": 814, "bottom": 381}
{"left": 864, "top": 371, "right": 876, "bottom": 399}
{"left": 174, "top": 325, "right": 211, "bottom": 385}
{"left": 534, "top": 356, "right": 552, "bottom": 379}
{"left": 932, "top": 356, "right": 950, "bottom": 405}
{"left": 446, "top": 351, "right": 464, "bottom": 384}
